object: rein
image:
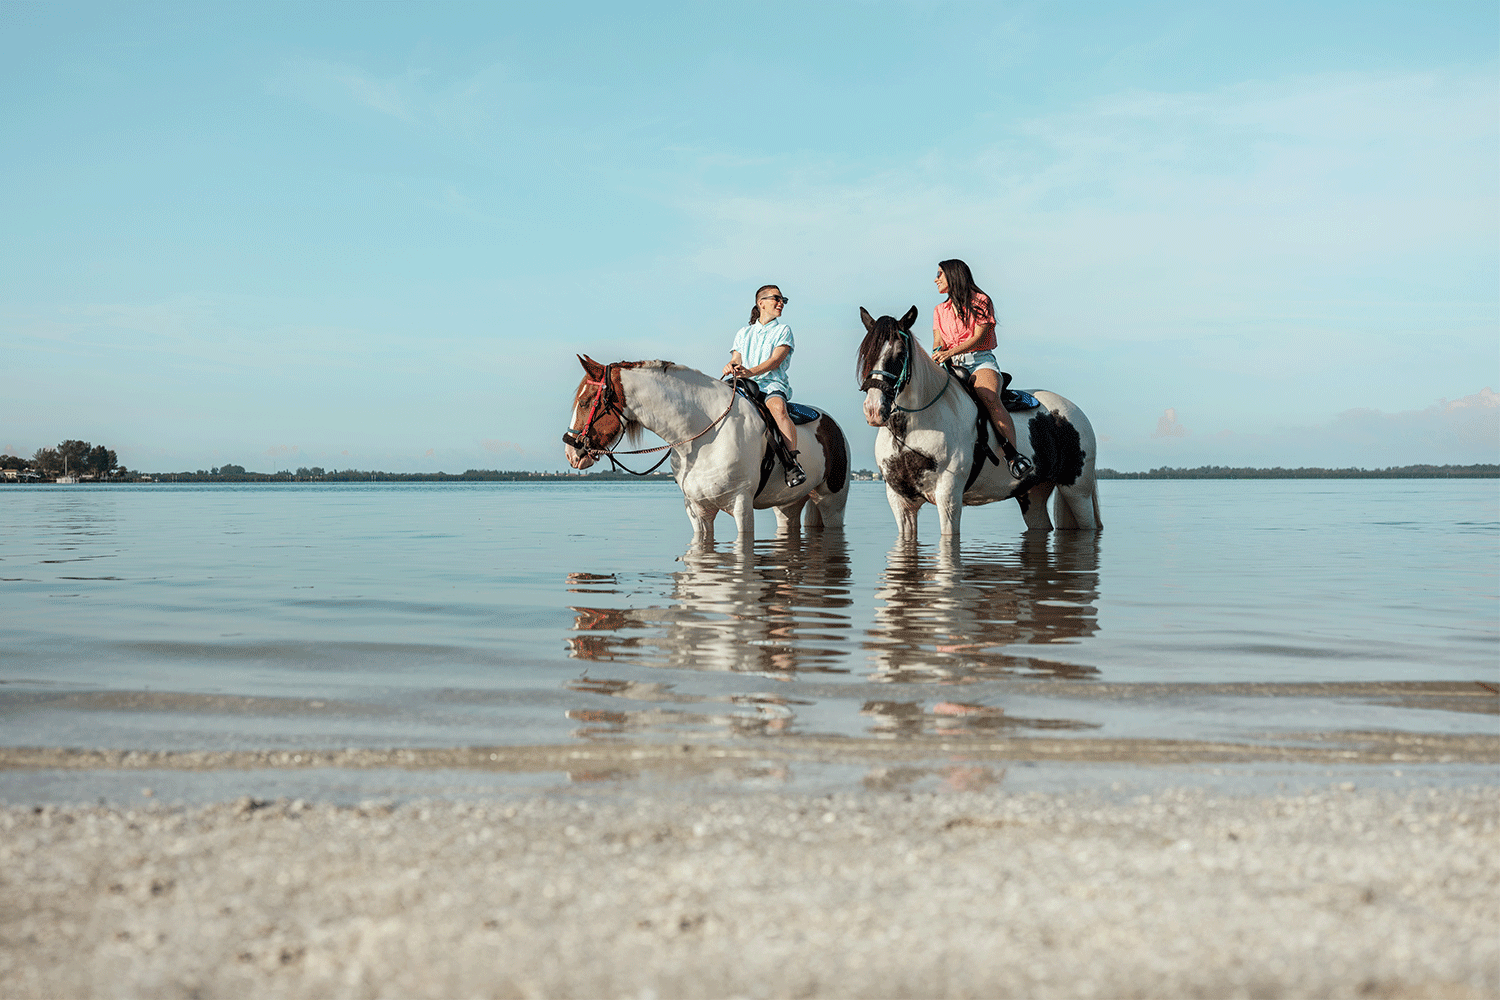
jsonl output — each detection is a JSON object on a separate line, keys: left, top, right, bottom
{"left": 563, "top": 366, "right": 745, "bottom": 477}
{"left": 865, "top": 329, "right": 953, "bottom": 413}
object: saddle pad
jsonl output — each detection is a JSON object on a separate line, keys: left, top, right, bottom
{"left": 787, "top": 402, "right": 820, "bottom": 424}
{"left": 733, "top": 384, "right": 820, "bottom": 424}
{"left": 1002, "top": 389, "right": 1040, "bottom": 412}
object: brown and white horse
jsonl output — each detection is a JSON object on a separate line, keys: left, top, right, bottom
{"left": 564, "top": 356, "right": 850, "bottom": 543}
{"left": 856, "top": 307, "right": 1102, "bottom": 538}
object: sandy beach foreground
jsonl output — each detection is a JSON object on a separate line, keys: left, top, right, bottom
{"left": 2, "top": 785, "right": 1495, "bottom": 999}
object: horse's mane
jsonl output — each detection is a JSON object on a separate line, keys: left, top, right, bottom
{"left": 614, "top": 359, "right": 723, "bottom": 444}
{"left": 856, "top": 315, "right": 905, "bottom": 386}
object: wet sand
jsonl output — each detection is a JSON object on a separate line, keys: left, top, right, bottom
{"left": 3, "top": 778, "right": 1496, "bottom": 999}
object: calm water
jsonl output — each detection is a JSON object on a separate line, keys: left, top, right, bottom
{"left": 1, "top": 480, "right": 1496, "bottom": 798}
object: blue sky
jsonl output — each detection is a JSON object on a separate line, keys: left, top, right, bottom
{"left": 3, "top": 1, "right": 1496, "bottom": 473}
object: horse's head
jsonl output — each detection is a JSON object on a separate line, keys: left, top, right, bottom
{"left": 856, "top": 305, "right": 920, "bottom": 427}
{"left": 563, "top": 355, "right": 642, "bottom": 469}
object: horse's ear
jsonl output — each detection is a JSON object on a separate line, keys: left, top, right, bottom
{"left": 578, "top": 354, "right": 604, "bottom": 377}
{"left": 859, "top": 307, "right": 876, "bottom": 333}
{"left": 899, "top": 306, "right": 919, "bottom": 331}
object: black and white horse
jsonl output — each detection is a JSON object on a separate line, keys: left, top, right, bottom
{"left": 857, "top": 307, "right": 1101, "bottom": 538}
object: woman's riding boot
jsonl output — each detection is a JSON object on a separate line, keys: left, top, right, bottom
{"left": 997, "top": 432, "right": 1033, "bottom": 480}
{"left": 784, "top": 450, "right": 807, "bottom": 488}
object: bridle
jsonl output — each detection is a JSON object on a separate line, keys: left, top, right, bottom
{"left": 562, "top": 364, "right": 747, "bottom": 476}
{"left": 860, "top": 328, "right": 952, "bottom": 414}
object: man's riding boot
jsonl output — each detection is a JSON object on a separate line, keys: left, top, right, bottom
{"left": 784, "top": 450, "right": 807, "bottom": 488}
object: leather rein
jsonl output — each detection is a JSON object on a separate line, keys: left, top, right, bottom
{"left": 860, "top": 328, "right": 952, "bottom": 413}
{"left": 562, "top": 366, "right": 746, "bottom": 476}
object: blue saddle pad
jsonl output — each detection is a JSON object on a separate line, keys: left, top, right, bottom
{"left": 733, "top": 382, "right": 821, "bottom": 424}
{"left": 1002, "top": 389, "right": 1040, "bottom": 412}
{"left": 787, "top": 402, "right": 820, "bottom": 425}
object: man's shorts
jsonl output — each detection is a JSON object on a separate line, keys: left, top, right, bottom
{"left": 753, "top": 373, "right": 792, "bottom": 401}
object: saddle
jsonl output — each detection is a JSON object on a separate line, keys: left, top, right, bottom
{"left": 943, "top": 366, "right": 1042, "bottom": 489}
{"left": 734, "top": 380, "right": 816, "bottom": 496}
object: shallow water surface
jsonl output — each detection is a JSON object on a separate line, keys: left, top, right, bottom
{"left": 1, "top": 479, "right": 1495, "bottom": 799}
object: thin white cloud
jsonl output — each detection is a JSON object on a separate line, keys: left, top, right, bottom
{"left": 266, "top": 58, "right": 427, "bottom": 122}
{"left": 670, "top": 68, "right": 1496, "bottom": 328}
{"left": 265, "top": 57, "right": 520, "bottom": 133}
{"left": 1112, "top": 388, "right": 1499, "bottom": 469}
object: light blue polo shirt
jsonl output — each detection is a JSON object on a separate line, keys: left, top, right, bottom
{"left": 732, "top": 318, "right": 794, "bottom": 398}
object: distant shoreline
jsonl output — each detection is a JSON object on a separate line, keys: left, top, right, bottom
{"left": 5, "top": 463, "right": 1497, "bottom": 484}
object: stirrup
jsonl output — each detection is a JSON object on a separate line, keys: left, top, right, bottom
{"left": 784, "top": 450, "right": 806, "bottom": 488}
{"left": 1008, "top": 453, "right": 1034, "bottom": 479}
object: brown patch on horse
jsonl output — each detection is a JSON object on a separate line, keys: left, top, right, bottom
{"left": 885, "top": 449, "right": 937, "bottom": 501}
{"left": 815, "top": 416, "right": 848, "bottom": 494}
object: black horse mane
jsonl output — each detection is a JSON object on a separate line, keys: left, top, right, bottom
{"left": 855, "top": 315, "right": 905, "bottom": 388}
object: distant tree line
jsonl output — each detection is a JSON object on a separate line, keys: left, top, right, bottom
{"left": 1, "top": 440, "right": 124, "bottom": 479}
{"left": 1096, "top": 464, "right": 1498, "bottom": 479}
{"left": 143, "top": 468, "right": 677, "bottom": 483}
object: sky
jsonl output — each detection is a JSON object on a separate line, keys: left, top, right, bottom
{"left": 3, "top": 1, "right": 1497, "bottom": 473}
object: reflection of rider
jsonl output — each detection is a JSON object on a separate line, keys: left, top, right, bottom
{"left": 722, "top": 284, "right": 806, "bottom": 488}
{"left": 929, "top": 259, "right": 1033, "bottom": 480}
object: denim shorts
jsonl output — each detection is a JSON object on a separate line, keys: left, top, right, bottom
{"left": 948, "top": 349, "right": 1001, "bottom": 377}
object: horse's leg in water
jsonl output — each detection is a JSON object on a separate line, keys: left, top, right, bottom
{"left": 686, "top": 498, "right": 717, "bottom": 544}
{"left": 934, "top": 472, "right": 963, "bottom": 537}
{"left": 1053, "top": 482, "right": 1101, "bottom": 530}
{"left": 729, "top": 491, "right": 755, "bottom": 539}
{"left": 1020, "top": 483, "right": 1055, "bottom": 532}
{"left": 774, "top": 497, "right": 807, "bottom": 534}
{"left": 886, "top": 484, "right": 921, "bottom": 540}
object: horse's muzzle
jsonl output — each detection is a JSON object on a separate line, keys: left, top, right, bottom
{"left": 562, "top": 430, "right": 598, "bottom": 470}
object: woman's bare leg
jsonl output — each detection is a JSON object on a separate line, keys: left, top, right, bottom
{"left": 972, "top": 370, "right": 1017, "bottom": 451}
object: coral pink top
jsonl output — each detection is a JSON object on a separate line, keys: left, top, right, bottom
{"left": 933, "top": 292, "right": 997, "bottom": 353}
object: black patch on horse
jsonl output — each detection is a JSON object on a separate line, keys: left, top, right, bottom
{"left": 885, "top": 450, "right": 937, "bottom": 501}
{"left": 1028, "top": 411, "right": 1086, "bottom": 486}
{"left": 815, "top": 418, "right": 848, "bottom": 494}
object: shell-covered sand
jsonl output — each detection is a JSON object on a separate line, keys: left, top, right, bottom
{"left": 3, "top": 785, "right": 1495, "bottom": 999}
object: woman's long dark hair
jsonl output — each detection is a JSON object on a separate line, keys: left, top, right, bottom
{"left": 938, "top": 259, "right": 986, "bottom": 325}
{"left": 749, "top": 284, "right": 780, "bottom": 324}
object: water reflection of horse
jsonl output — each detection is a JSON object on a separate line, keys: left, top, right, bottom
{"left": 865, "top": 533, "right": 1102, "bottom": 684}
{"left": 857, "top": 307, "right": 1102, "bottom": 538}
{"left": 563, "top": 356, "right": 850, "bottom": 543}
{"left": 568, "top": 532, "right": 855, "bottom": 677}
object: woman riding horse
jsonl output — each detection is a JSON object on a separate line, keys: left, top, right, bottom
{"left": 930, "top": 259, "right": 1032, "bottom": 479}
{"left": 722, "top": 284, "right": 806, "bottom": 488}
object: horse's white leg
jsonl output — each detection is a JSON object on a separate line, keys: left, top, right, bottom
{"left": 886, "top": 484, "right": 921, "bottom": 540}
{"left": 804, "top": 495, "right": 824, "bottom": 528}
{"left": 729, "top": 492, "right": 755, "bottom": 540}
{"left": 1054, "top": 483, "right": 1100, "bottom": 530}
{"left": 1021, "top": 483, "right": 1055, "bottom": 532}
{"left": 774, "top": 498, "right": 806, "bottom": 534}
{"left": 686, "top": 498, "right": 716, "bottom": 544}
{"left": 934, "top": 475, "right": 962, "bottom": 537}
{"left": 807, "top": 477, "right": 849, "bottom": 529}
